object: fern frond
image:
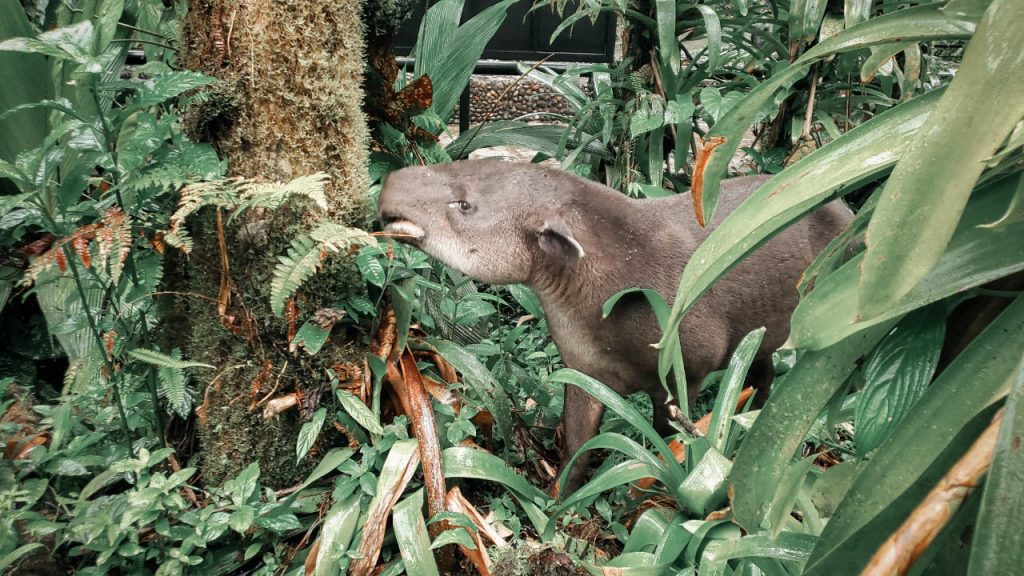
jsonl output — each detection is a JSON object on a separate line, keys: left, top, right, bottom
{"left": 269, "top": 224, "right": 376, "bottom": 316}
{"left": 236, "top": 172, "right": 330, "bottom": 213}
{"left": 309, "top": 222, "right": 375, "bottom": 253}
{"left": 158, "top": 363, "right": 193, "bottom": 418}
{"left": 128, "top": 348, "right": 215, "bottom": 369}
{"left": 164, "top": 180, "right": 237, "bottom": 253}
{"left": 22, "top": 208, "right": 132, "bottom": 286}
{"left": 270, "top": 235, "right": 324, "bottom": 316}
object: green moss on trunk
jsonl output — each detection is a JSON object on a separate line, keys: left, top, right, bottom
{"left": 177, "top": 0, "right": 370, "bottom": 486}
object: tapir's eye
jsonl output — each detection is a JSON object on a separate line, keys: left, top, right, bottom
{"left": 449, "top": 200, "right": 473, "bottom": 213}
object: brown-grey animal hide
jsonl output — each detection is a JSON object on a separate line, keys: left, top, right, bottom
{"left": 377, "top": 159, "right": 853, "bottom": 493}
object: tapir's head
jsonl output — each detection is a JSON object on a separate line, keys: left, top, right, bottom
{"left": 377, "top": 159, "right": 585, "bottom": 285}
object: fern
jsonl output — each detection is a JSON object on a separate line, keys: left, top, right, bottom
{"left": 158, "top": 365, "right": 192, "bottom": 418}
{"left": 164, "top": 180, "right": 238, "bottom": 252}
{"left": 22, "top": 208, "right": 133, "bottom": 287}
{"left": 233, "top": 172, "right": 330, "bottom": 216}
{"left": 128, "top": 348, "right": 215, "bottom": 369}
{"left": 270, "top": 235, "right": 323, "bottom": 316}
{"left": 269, "top": 222, "right": 374, "bottom": 315}
{"left": 164, "top": 172, "right": 333, "bottom": 253}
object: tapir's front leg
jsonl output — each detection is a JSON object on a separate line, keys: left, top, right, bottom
{"left": 558, "top": 385, "right": 606, "bottom": 495}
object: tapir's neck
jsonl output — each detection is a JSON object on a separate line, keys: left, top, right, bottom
{"left": 526, "top": 190, "right": 690, "bottom": 328}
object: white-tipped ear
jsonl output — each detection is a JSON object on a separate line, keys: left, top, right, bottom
{"left": 538, "top": 219, "right": 585, "bottom": 265}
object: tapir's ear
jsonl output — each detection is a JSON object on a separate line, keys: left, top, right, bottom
{"left": 538, "top": 219, "right": 585, "bottom": 265}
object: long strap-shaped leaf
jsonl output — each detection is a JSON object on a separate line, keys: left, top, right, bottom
{"left": 656, "top": 87, "right": 942, "bottom": 358}
{"left": 805, "top": 295, "right": 1024, "bottom": 575}
{"left": 857, "top": 0, "right": 1024, "bottom": 320}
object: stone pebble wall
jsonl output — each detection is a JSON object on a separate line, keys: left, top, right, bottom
{"left": 450, "top": 74, "right": 587, "bottom": 124}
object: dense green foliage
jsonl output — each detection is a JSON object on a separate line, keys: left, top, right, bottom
{"left": 1, "top": 0, "right": 1022, "bottom": 575}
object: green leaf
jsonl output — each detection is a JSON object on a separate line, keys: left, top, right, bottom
{"left": 789, "top": 173, "right": 1024, "bottom": 349}
{"left": 547, "top": 459, "right": 663, "bottom": 539}
{"left": 855, "top": 306, "right": 945, "bottom": 456}
{"left": 677, "top": 444, "right": 733, "bottom": 515}
{"left": 356, "top": 250, "right": 386, "bottom": 287}
{"left": 0, "top": 544, "right": 46, "bottom": 574}
{"left": 291, "top": 320, "right": 331, "bottom": 355}
{"left": 229, "top": 506, "right": 255, "bottom": 534}
{"left": 708, "top": 328, "right": 764, "bottom": 454}
{"left": 393, "top": 490, "right": 440, "bottom": 576}
{"left": 694, "top": 2, "right": 978, "bottom": 227}
{"left": 806, "top": 296, "right": 1024, "bottom": 574}
{"left": 427, "top": 338, "right": 514, "bottom": 444}
{"left": 731, "top": 321, "right": 896, "bottom": 534}
{"left": 224, "top": 462, "right": 260, "bottom": 504}
{"left": 702, "top": 532, "right": 816, "bottom": 565}
{"left": 657, "top": 87, "right": 944, "bottom": 352}
{"left": 968, "top": 359, "right": 1024, "bottom": 576}
{"left": 858, "top": 0, "right": 1024, "bottom": 319}
{"left": 447, "top": 120, "right": 607, "bottom": 160}
{"left": 415, "top": 0, "right": 516, "bottom": 121}
{"left": 128, "top": 348, "right": 214, "bottom": 369}
{"left": 548, "top": 369, "right": 678, "bottom": 474}
{"left": 335, "top": 389, "right": 384, "bottom": 436}
{"left": 284, "top": 448, "right": 354, "bottom": 506}
{"left": 297, "top": 408, "right": 327, "bottom": 462}
{"left": 129, "top": 71, "right": 217, "bottom": 108}
{"left": 695, "top": 4, "right": 723, "bottom": 73}
{"left": 0, "top": 20, "right": 95, "bottom": 63}
{"left": 442, "top": 446, "right": 549, "bottom": 534}
{"left": 313, "top": 494, "right": 362, "bottom": 576}
{"left": 271, "top": 235, "right": 324, "bottom": 315}
{"left": 655, "top": 0, "right": 680, "bottom": 73}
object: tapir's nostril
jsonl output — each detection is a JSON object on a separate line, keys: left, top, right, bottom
{"left": 378, "top": 211, "right": 401, "bottom": 225}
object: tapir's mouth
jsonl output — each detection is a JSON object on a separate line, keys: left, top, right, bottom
{"left": 381, "top": 219, "right": 425, "bottom": 243}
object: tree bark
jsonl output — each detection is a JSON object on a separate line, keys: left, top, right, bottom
{"left": 177, "top": 0, "right": 369, "bottom": 486}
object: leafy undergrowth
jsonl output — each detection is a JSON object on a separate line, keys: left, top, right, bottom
{"left": 4, "top": 0, "right": 1024, "bottom": 575}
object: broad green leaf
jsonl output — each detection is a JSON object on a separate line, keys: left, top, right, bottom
{"left": 806, "top": 295, "right": 1024, "bottom": 574}
{"left": 694, "top": 2, "right": 977, "bottom": 227}
{"left": 858, "top": 0, "right": 1024, "bottom": 320}
{"left": 0, "top": 20, "right": 95, "bottom": 63}
{"left": 356, "top": 250, "right": 386, "bottom": 287}
{"left": 789, "top": 173, "right": 1024, "bottom": 349}
{"left": 0, "top": 544, "right": 46, "bottom": 574}
{"left": 0, "top": 1, "right": 54, "bottom": 168}
{"left": 695, "top": 4, "right": 722, "bottom": 73}
{"left": 855, "top": 306, "right": 945, "bottom": 456}
{"left": 442, "top": 446, "right": 549, "bottom": 534}
{"left": 393, "top": 490, "right": 440, "bottom": 576}
{"left": 658, "top": 87, "right": 943, "bottom": 352}
{"left": 297, "top": 408, "right": 327, "bottom": 462}
{"left": 288, "top": 448, "right": 354, "bottom": 501}
{"left": 224, "top": 462, "right": 260, "bottom": 504}
{"left": 584, "top": 551, "right": 667, "bottom": 575}
{"left": 336, "top": 389, "right": 384, "bottom": 436}
{"left": 291, "top": 320, "right": 331, "bottom": 355}
{"left": 731, "top": 322, "right": 895, "bottom": 533}
{"left": 229, "top": 506, "right": 255, "bottom": 534}
{"left": 557, "top": 432, "right": 679, "bottom": 494}
{"left": 313, "top": 494, "right": 362, "bottom": 576}
{"left": 128, "top": 348, "right": 214, "bottom": 369}
{"left": 967, "top": 359, "right": 1024, "bottom": 576}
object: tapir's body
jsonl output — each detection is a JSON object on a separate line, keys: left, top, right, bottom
{"left": 378, "top": 159, "right": 852, "bottom": 491}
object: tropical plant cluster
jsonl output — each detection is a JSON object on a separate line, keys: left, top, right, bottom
{"left": 1, "top": 0, "right": 1022, "bottom": 575}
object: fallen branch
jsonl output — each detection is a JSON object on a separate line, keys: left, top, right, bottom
{"left": 862, "top": 409, "right": 1004, "bottom": 576}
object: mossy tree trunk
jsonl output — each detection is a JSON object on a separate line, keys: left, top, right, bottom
{"left": 177, "top": 0, "right": 370, "bottom": 487}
